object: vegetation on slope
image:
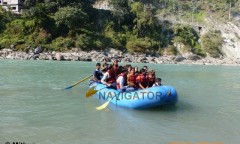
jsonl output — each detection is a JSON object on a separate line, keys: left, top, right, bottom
{"left": 0, "top": 0, "right": 239, "bottom": 57}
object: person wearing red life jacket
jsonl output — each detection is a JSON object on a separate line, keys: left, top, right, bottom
{"left": 101, "top": 65, "right": 116, "bottom": 88}
{"left": 136, "top": 68, "right": 148, "bottom": 89}
{"left": 127, "top": 68, "right": 137, "bottom": 88}
{"left": 148, "top": 69, "right": 156, "bottom": 87}
{"left": 134, "top": 66, "right": 140, "bottom": 76}
{"left": 113, "top": 59, "right": 120, "bottom": 76}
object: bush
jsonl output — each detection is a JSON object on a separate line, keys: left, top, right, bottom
{"left": 126, "top": 36, "right": 151, "bottom": 52}
{"left": 26, "top": 28, "right": 51, "bottom": 45}
{"left": 52, "top": 37, "right": 75, "bottom": 50}
{"left": 94, "top": 36, "right": 111, "bottom": 50}
{"left": 103, "top": 22, "right": 127, "bottom": 50}
{"left": 165, "top": 45, "right": 178, "bottom": 55}
{"left": 75, "top": 34, "right": 93, "bottom": 51}
{"left": 5, "top": 19, "right": 26, "bottom": 35}
{"left": 173, "top": 24, "right": 199, "bottom": 48}
{"left": 201, "top": 30, "right": 223, "bottom": 58}
{"left": 193, "top": 43, "right": 206, "bottom": 57}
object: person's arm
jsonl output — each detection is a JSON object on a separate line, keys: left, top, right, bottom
{"left": 101, "top": 73, "right": 111, "bottom": 86}
{"left": 119, "top": 76, "right": 124, "bottom": 89}
{"left": 138, "top": 83, "right": 145, "bottom": 89}
{"left": 93, "top": 71, "right": 100, "bottom": 82}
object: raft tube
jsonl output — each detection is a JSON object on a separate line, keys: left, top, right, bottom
{"left": 89, "top": 82, "right": 178, "bottom": 109}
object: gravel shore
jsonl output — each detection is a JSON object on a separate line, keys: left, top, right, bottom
{"left": 1, "top": 48, "right": 239, "bottom": 66}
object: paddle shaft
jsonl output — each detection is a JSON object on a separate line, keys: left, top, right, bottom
{"left": 65, "top": 75, "right": 92, "bottom": 89}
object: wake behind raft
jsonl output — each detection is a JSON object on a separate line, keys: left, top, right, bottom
{"left": 89, "top": 82, "right": 178, "bottom": 109}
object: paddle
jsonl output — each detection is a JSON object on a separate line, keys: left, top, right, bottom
{"left": 85, "top": 86, "right": 97, "bottom": 97}
{"left": 96, "top": 98, "right": 112, "bottom": 110}
{"left": 96, "top": 94, "right": 118, "bottom": 110}
{"left": 65, "top": 75, "right": 92, "bottom": 89}
{"left": 85, "top": 86, "right": 108, "bottom": 97}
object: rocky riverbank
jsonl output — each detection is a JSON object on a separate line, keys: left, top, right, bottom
{"left": 0, "top": 48, "right": 240, "bottom": 66}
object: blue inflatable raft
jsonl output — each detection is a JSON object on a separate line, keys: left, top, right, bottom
{"left": 89, "top": 82, "right": 178, "bottom": 109}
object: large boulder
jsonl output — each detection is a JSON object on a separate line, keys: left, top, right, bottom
{"left": 6, "top": 53, "right": 15, "bottom": 59}
{"left": 10, "top": 45, "right": 16, "bottom": 50}
{"left": 174, "top": 55, "right": 186, "bottom": 62}
{"left": 183, "top": 53, "right": 202, "bottom": 61}
{"left": 55, "top": 53, "right": 64, "bottom": 61}
{"left": 34, "top": 46, "right": 43, "bottom": 54}
{"left": 71, "top": 56, "right": 79, "bottom": 61}
{"left": 146, "top": 57, "right": 156, "bottom": 63}
{"left": 188, "top": 54, "right": 202, "bottom": 61}
{"left": 62, "top": 53, "right": 72, "bottom": 61}
{"left": 79, "top": 55, "right": 92, "bottom": 61}
{"left": 39, "top": 53, "right": 52, "bottom": 60}
{"left": 121, "top": 57, "right": 132, "bottom": 63}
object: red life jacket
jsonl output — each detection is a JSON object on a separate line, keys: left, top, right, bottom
{"left": 106, "top": 69, "right": 116, "bottom": 83}
{"left": 136, "top": 74, "right": 148, "bottom": 88}
{"left": 116, "top": 73, "right": 125, "bottom": 89}
{"left": 127, "top": 74, "right": 137, "bottom": 87}
{"left": 113, "top": 65, "right": 120, "bottom": 76}
{"left": 148, "top": 74, "right": 155, "bottom": 87}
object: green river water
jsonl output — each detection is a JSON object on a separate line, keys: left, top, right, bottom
{"left": 0, "top": 60, "right": 239, "bottom": 144}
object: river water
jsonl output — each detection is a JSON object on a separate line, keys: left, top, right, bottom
{"left": 0, "top": 60, "right": 239, "bottom": 144}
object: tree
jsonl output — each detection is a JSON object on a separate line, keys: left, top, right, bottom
{"left": 24, "top": 3, "right": 48, "bottom": 18}
{"left": 54, "top": 6, "right": 88, "bottom": 31}
{"left": 0, "top": 7, "right": 13, "bottom": 33}
{"left": 24, "top": 0, "right": 37, "bottom": 8}
{"left": 109, "top": 0, "right": 131, "bottom": 30}
{"left": 130, "top": 2, "right": 163, "bottom": 53}
{"left": 131, "top": 2, "right": 157, "bottom": 37}
{"left": 224, "top": 0, "right": 239, "bottom": 20}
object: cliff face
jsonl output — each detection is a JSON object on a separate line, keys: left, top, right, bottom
{"left": 220, "top": 20, "right": 240, "bottom": 59}
{"left": 201, "top": 15, "right": 240, "bottom": 59}
{"left": 93, "top": 0, "right": 110, "bottom": 10}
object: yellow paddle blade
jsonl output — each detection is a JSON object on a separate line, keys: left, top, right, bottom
{"left": 85, "top": 86, "right": 98, "bottom": 97}
{"left": 96, "top": 99, "right": 111, "bottom": 110}
{"left": 85, "top": 86, "right": 94, "bottom": 96}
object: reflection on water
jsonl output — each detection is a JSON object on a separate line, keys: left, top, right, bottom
{"left": 0, "top": 60, "right": 240, "bottom": 144}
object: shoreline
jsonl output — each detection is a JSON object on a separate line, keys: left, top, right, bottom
{"left": 0, "top": 48, "right": 240, "bottom": 66}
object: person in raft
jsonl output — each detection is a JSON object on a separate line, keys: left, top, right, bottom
{"left": 134, "top": 66, "right": 139, "bottom": 76}
{"left": 92, "top": 63, "right": 103, "bottom": 83}
{"left": 101, "top": 65, "right": 116, "bottom": 88}
{"left": 143, "top": 65, "right": 148, "bottom": 72}
{"left": 101, "top": 58, "right": 108, "bottom": 70}
{"left": 127, "top": 67, "right": 137, "bottom": 90}
{"left": 112, "top": 59, "right": 120, "bottom": 76}
{"left": 136, "top": 68, "right": 149, "bottom": 89}
{"left": 148, "top": 69, "right": 156, "bottom": 87}
{"left": 152, "top": 78, "right": 162, "bottom": 86}
{"left": 116, "top": 67, "right": 128, "bottom": 92}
